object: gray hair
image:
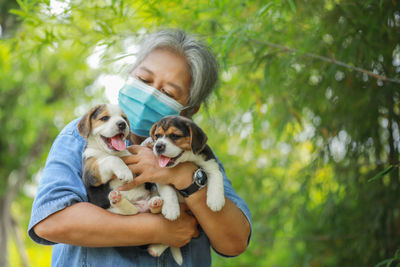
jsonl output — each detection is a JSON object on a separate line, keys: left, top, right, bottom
{"left": 131, "top": 29, "right": 219, "bottom": 112}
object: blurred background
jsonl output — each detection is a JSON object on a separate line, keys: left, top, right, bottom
{"left": 1, "top": 0, "right": 400, "bottom": 266}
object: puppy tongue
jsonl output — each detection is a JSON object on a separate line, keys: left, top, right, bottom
{"left": 111, "top": 135, "right": 126, "bottom": 151}
{"left": 158, "top": 155, "right": 171, "bottom": 167}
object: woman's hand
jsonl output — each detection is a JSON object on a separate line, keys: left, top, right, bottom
{"left": 121, "top": 145, "right": 169, "bottom": 186}
{"left": 119, "top": 145, "right": 197, "bottom": 191}
{"left": 155, "top": 204, "right": 200, "bottom": 247}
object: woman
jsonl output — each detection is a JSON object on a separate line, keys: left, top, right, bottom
{"left": 29, "top": 29, "right": 252, "bottom": 266}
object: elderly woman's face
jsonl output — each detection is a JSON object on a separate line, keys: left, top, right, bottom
{"left": 131, "top": 48, "right": 191, "bottom": 106}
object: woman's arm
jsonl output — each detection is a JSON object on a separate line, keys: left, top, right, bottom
{"left": 34, "top": 202, "right": 199, "bottom": 248}
{"left": 120, "top": 145, "right": 251, "bottom": 256}
{"left": 178, "top": 181, "right": 251, "bottom": 256}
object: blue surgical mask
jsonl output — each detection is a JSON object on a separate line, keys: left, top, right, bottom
{"left": 118, "top": 78, "right": 186, "bottom": 137}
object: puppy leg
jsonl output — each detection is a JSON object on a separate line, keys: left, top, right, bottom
{"left": 202, "top": 160, "right": 225, "bottom": 211}
{"left": 108, "top": 190, "right": 139, "bottom": 215}
{"left": 170, "top": 247, "right": 183, "bottom": 266}
{"left": 157, "top": 184, "right": 180, "bottom": 220}
{"left": 148, "top": 244, "right": 168, "bottom": 258}
{"left": 148, "top": 184, "right": 163, "bottom": 213}
{"left": 99, "top": 156, "right": 133, "bottom": 183}
{"left": 148, "top": 196, "right": 163, "bottom": 214}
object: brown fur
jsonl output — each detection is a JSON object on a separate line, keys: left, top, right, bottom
{"left": 174, "top": 136, "right": 191, "bottom": 150}
{"left": 82, "top": 157, "right": 102, "bottom": 186}
{"left": 91, "top": 108, "right": 111, "bottom": 130}
{"left": 78, "top": 104, "right": 107, "bottom": 138}
{"left": 150, "top": 116, "right": 207, "bottom": 154}
{"left": 188, "top": 124, "right": 207, "bottom": 154}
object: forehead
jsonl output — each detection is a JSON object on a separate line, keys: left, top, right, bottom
{"left": 155, "top": 118, "right": 190, "bottom": 136}
{"left": 91, "top": 105, "right": 124, "bottom": 121}
{"left": 107, "top": 104, "right": 124, "bottom": 116}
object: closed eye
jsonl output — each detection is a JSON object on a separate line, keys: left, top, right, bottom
{"left": 161, "top": 88, "right": 175, "bottom": 99}
{"left": 138, "top": 76, "right": 150, "bottom": 84}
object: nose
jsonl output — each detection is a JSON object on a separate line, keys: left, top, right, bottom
{"left": 117, "top": 121, "right": 126, "bottom": 131}
{"left": 155, "top": 142, "right": 166, "bottom": 154}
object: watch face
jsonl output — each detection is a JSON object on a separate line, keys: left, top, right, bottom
{"left": 194, "top": 169, "right": 208, "bottom": 186}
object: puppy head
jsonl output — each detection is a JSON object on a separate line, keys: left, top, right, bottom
{"left": 150, "top": 115, "right": 207, "bottom": 167}
{"left": 78, "top": 104, "right": 130, "bottom": 153}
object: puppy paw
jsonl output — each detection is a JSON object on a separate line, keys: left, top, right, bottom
{"left": 108, "top": 190, "right": 122, "bottom": 205}
{"left": 115, "top": 168, "right": 133, "bottom": 183}
{"left": 207, "top": 194, "right": 225, "bottom": 212}
{"left": 148, "top": 244, "right": 168, "bottom": 257}
{"left": 149, "top": 196, "right": 163, "bottom": 214}
{"left": 162, "top": 203, "right": 180, "bottom": 221}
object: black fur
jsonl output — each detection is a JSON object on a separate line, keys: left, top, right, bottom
{"left": 201, "top": 145, "right": 216, "bottom": 161}
{"left": 86, "top": 183, "right": 112, "bottom": 209}
{"left": 81, "top": 156, "right": 112, "bottom": 209}
{"left": 156, "top": 115, "right": 211, "bottom": 156}
{"left": 91, "top": 105, "right": 105, "bottom": 120}
{"left": 82, "top": 167, "right": 100, "bottom": 187}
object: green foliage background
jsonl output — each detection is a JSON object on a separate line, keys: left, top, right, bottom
{"left": 1, "top": 0, "right": 400, "bottom": 266}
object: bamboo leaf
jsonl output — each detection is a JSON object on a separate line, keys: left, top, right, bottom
{"left": 287, "top": 0, "right": 296, "bottom": 12}
{"left": 368, "top": 166, "right": 396, "bottom": 183}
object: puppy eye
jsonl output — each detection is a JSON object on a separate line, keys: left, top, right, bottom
{"left": 100, "top": 116, "right": 110, "bottom": 121}
{"left": 169, "top": 134, "right": 181, "bottom": 140}
{"left": 155, "top": 134, "right": 161, "bottom": 139}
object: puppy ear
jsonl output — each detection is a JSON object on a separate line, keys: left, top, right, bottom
{"left": 78, "top": 104, "right": 104, "bottom": 138}
{"left": 188, "top": 121, "right": 208, "bottom": 154}
{"left": 150, "top": 122, "right": 158, "bottom": 140}
{"left": 121, "top": 111, "right": 130, "bottom": 130}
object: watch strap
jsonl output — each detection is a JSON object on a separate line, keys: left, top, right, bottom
{"left": 178, "top": 168, "right": 207, "bottom": 198}
{"left": 178, "top": 183, "right": 202, "bottom": 198}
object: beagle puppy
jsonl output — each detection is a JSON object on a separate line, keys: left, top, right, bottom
{"left": 77, "top": 104, "right": 182, "bottom": 265}
{"left": 78, "top": 104, "right": 162, "bottom": 215}
{"left": 139, "top": 115, "right": 225, "bottom": 262}
{"left": 149, "top": 115, "right": 225, "bottom": 217}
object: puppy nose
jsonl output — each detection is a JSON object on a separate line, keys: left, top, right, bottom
{"left": 155, "top": 143, "right": 166, "bottom": 153}
{"left": 117, "top": 121, "right": 126, "bottom": 131}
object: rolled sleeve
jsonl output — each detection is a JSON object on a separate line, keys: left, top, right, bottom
{"left": 28, "top": 119, "right": 87, "bottom": 245}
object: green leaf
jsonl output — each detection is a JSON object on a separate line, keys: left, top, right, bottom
{"left": 287, "top": 0, "right": 296, "bottom": 12}
{"left": 368, "top": 166, "right": 396, "bottom": 183}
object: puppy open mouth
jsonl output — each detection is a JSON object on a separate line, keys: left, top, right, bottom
{"left": 101, "top": 134, "right": 126, "bottom": 151}
{"left": 158, "top": 151, "right": 184, "bottom": 167}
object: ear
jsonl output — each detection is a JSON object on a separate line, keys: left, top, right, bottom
{"left": 188, "top": 121, "right": 208, "bottom": 154}
{"left": 180, "top": 106, "right": 200, "bottom": 118}
{"left": 78, "top": 104, "right": 104, "bottom": 138}
{"left": 123, "top": 112, "right": 131, "bottom": 130}
{"left": 149, "top": 122, "right": 158, "bottom": 140}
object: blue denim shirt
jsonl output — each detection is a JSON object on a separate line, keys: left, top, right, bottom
{"left": 28, "top": 118, "right": 252, "bottom": 267}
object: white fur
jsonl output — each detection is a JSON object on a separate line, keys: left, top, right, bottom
{"left": 82, "top": 105, "right": 146, "bottom": 214}
{"left": 178, "top": 151, "right": 225, "bottom": 211}
{"left": 87, "top": 104, "right": 131, "bottom": 155}
{"left": 83, "top": 106, "right": 183, "bottom": 265}
{"left": 154, "top": 138, "right": 225, "bottom": 213}
{"left": 148, "top": 245, "right": 182, "bottom": 266}
{"left": 154, "top": 137, "right": 183, "bottom": 158}
{"left": 157, "top": 183, "right": 180, "bottom": 220}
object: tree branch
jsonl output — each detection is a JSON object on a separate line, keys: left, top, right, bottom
{"left": 250, "top": 39, "right": 400, "bottom": 85}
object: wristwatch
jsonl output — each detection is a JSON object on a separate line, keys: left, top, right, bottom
{"left": 178, "top": 168, "right": 208, "bottom": 197}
